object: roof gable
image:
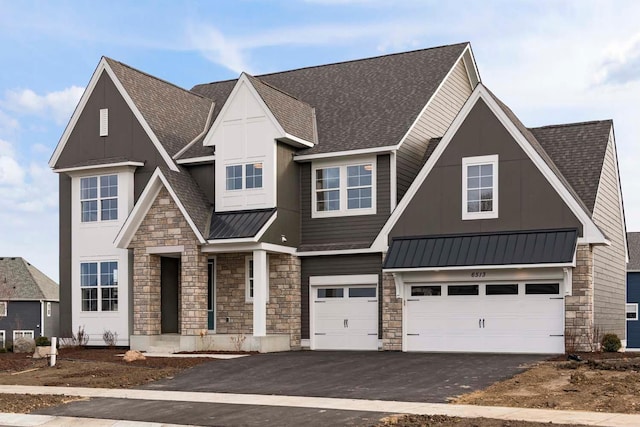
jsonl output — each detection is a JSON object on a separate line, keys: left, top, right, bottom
{"left": 0, "top": 257, "right": 58, "bottom": 301}
{"left": 373, "top": 84, "right": 608, "bottom": 250}
{"left": 192, "top": 43, "right": 472, "bottom": 155}
{"left": 628, "top": 232, "right": 640, "bottom": 270}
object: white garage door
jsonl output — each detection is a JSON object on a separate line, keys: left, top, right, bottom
{"left": 405, "top": 282, "right": 564, "bottom": 353}
{"left": 312, "top": 285, "right": 378, "bottom": 350}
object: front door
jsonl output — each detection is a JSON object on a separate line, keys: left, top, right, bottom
{"left": 160, "top": 257, "right": 180, "bottom": 334}
{"left": 207, "top": 260, "right": 215, "bottom": 330}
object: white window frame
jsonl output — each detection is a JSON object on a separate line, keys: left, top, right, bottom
{"left": 80, "top": 174, "right": 118, "bottom": 222}
{"left": 0, "top": 331, "right": 4, "bottom": 349}
{"left": 226, "top": 162, "right": 264, "bottom": 191}
{"left": 80, "top": 261, "right": 119, "bottom": 312}
{"left": 245, "top": 255, "right": 269, "bottom": 303}
{"left": 13, "top": 330, "right": 34, "bottom": 340}
{"left": 0, "top": 301, "right": 6, "bottom": 317}
{"left": 627, "top": 303, "right": 638, "bottom": 321}
{"left": 462, "top": 154, "right": 499, "bottom": 220}
{"left": 311, "top": 157, "right": 377, "bottom": 218}
{"left": 46, "top": 302, "right": 51, "bottom": 317}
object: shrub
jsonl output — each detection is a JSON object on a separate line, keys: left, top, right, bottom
{"left": 601, "top": 333, "right": 622, "bottom": 352}
{"left": 35, "top": 336, "right": 51, "bottom": 347}
{"left": 102, "top": 330, "right": 118, "bottom": 347}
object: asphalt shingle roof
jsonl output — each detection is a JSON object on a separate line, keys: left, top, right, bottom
{"left": 191, "top": 43, "right": 468, "bottom": 155}
{"left": 628, "top": 232, "right": 640, "bottom": 271}
{"left": 0, "top": 257, "right": 59, "bottom": 301}
{"left": 105, "top": 58, "right": 214, "bottom": 158}
{"left": 161, "top": 167, "right": 213, "bottom": 239}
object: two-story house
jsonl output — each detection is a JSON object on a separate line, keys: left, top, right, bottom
{"left": 50, "top": 42, "right": 627, "bottom": 353}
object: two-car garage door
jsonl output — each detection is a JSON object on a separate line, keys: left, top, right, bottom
{"left": 405, "top": 282, "right": 564, "bottom": 353}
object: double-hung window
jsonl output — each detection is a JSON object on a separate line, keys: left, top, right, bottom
{"left": 80, "top": 175, "right": 118, "bottom": 222}
{"left": 462, "top": 155, "right": 498, "bottom": 220}
{"left": 80, "top": 261, "right": 118, "bottom": 312}
{"left": 312, "top": 159, "right": 375, "bottom": 217}
{"left": 226, "top": 163, "right": 263, "bottom": 190}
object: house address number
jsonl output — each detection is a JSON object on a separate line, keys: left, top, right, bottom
{"left": 470, "top": 272, "right": 486, "bottom": 278}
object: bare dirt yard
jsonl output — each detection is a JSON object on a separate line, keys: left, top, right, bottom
{"left": 0, "top": 348, "right": 214, "bottom": 413}
{"left": 1, "top": 350, "right": 639, "bottom": 427}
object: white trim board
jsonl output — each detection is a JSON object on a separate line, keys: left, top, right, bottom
{"left": 49, "top": 58, "right": 179, "bottom": 172}
{"left": 372, "top": 84, "right": 607, "bottom": 251}
{"left": 383, "top": 262, "right": 576, "bottom": 274}
{"left": 54, "top": 161, "right": 144, "bottom": 174}
{"left": 176, "top": 156, "right": 215, "bottom": 165}
{"left": 114, "top": 168, "right": 206, "bottom": 248}
{"left": 309, "top": 274, "right": 378, "bottom": 286}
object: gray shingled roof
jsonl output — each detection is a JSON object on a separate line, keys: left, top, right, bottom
{"left": 628, "top": 232, "right": 640, "bottom": 271}
{"left": 208, "top": 208, "right": 276, "bottom": 240}
{"left": 191, "top": 43, "right": 468, "bottom": 155}
{"left": 161, "top": 167, "right": 213, "bottom": 239}
{"left": 0, "top": 257, "right": 59, "bottom": 301}
{"left": 245, "top": 74, "right": 317, "bottom": 144}
{"left": 531, "top": 120, "right": 612, "bottom": 213}
{"left": 105, "top": 58, "right": 214, "bottom": 158}
{"left": 384, "top": 229, "right": 578, "bottom": 269}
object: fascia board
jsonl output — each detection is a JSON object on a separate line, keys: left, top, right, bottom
{"left": 372, "top": 85, "right": 607, "bottom": 251}
{"left": 294, "top": 146, "right": 395, "bottom": 162}
{"left": 54, "top": 161, "right": 144, "bottom": 174}
{"left": 383, "top": 262, "right": 576, "bottom": 273}
{"left": 202, "top": 73, "right": 287, "bottom": 147}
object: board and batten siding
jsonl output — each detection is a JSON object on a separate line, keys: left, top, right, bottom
{"left": 396, "top": 58, "right": 474, "bottom": 202}
{"left": 301, "top": 254, "right": 383, "bottom": 340}
{"left": 300, "top": 154, "right": 390, "bottom": 248}
{"left": 592, "top": 131, "right": 627, "bottom": 340}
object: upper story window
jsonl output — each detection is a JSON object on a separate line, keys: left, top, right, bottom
{"left": 226, "top": 163, "right": 263, "bottom": 191}
{"left": 80, "top": 175, "right": 118, "bottom": 222}
{"left": 80, "top": 261, "right": 118, "bottom": 312}
{"left": 462, "top": 155, "right": 498, "bottom": 220}
{"left": 312, "top": 158, "right": 376, "bottom": 218}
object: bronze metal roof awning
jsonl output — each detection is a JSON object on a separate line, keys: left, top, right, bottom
{"left": 207, "top": 208, "right": 276, "bottom": 240}
{"left": 383, "top": 229, "right": 578, "bottom": 271}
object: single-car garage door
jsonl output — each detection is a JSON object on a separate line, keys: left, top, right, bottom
{"left": 311, "top": 284, "right": 378, "bottom": 350}
{"left": 405, "top": 282, "right": 564, "bottom": 353}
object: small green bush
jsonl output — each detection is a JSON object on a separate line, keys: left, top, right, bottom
{"left": 601, "top": 333, "right": 621, "bottom": 352}
{"left": 35, "top": 336, "right": 51, "bottom": 347}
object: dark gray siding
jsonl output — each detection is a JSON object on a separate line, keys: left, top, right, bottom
{"left": 58, "top": 173, "right": 72, "bottom": 335}
{"left": 390, "top": 99, "right": 583, "bottom": 241}
{"left": 301, "top": 254, "right": 382, "bottom": 340}
{"left": 43, "top": 302, "right": 60, "bottom": 338}
{"left": 54, "top": 71, "right": 166, "bottom": 202}
{"left": 300, "top": 154, "right": 390, "bottom": 248}
{"left": 261, "top": 143, "right": 300, "bottom": 247}
{"left": 186, "top": 163, "right": 215, "bottom": 205}
{"left": 627, "top": 272, "right": 640, "bottom": 348}
{"left": 0, "top": 301, "right": 42, "bottom": 345}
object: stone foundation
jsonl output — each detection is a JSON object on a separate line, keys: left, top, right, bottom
{"left": 382, "top": 269, "right": 402, "bottom": 351}
{"left": 266, "top": 253, "right": 301, "bottom": 349}
{"left": 215, "top": 253, "right": 253, "bottom": 335}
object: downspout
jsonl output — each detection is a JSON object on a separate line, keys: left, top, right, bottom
{"left": 39, "top": 299, "right": 44, "bottom": 337}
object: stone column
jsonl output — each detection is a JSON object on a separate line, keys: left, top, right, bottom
{"left": 252, "top": 249, "right": 268, "bottom": 337}
{"left": 382, "top": 270, "right": 402, "bottom": 350}
{"left": 132, "top": 249, "right": 161, "bottom": 335}
{"left": 565, "top": 244, "right": 595, "bottom": 352}
{"left": 180, "top": 244, "right": 208, "bottom": 335}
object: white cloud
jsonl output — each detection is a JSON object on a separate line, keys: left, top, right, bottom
{"left": 3, "top": 86, "right": 84, "bottom": 124}
{"left": 595, "top": 33, "right": 640, "bottom": 85}
{"left": 0, "top": 155, "right": 25, "bottom": 185}
{"left": 186, "top": 24, "right": 251, "bottom": 74}
{"left": 0, "top": 139, "right": 14, "bottom": 157}
{"left": 0, "top": 109, "right": 19, "bottom": 133}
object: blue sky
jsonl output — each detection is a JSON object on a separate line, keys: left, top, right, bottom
{"left": 1, "top": 0, "right": 639, "bottom": 280}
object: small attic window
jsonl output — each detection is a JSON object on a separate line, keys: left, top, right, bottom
{"left": 100, "top": 108, "right": 109, "bottom": 137}
{"left": 0, "top": 302, "right": 6, "bottom": 317}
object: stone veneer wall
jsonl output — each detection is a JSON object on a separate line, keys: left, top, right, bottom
{"left": 130, "top": 187, "right": 208, "bottom": 336}
{"left": 382, "top": 257, "right": 402, "bottom": 351}
{"left": 266, "top": 254, "right": 301, "bottom": 349}
{"left": 565, "top": 244, "right": 595, "bottom": 351}
{"left": 215, "top": 252, "right": 301, "bottom": 349}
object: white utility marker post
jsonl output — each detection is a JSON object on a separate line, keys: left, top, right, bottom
{"left": 50, "top": 337, "right": 57, "bottom": 367}
{"left": 252, "top": 249, "right": 268, "bottom": 337}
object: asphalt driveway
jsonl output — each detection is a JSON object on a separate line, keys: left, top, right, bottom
{"left": 143, "top": 351, "right": 547, "bottom": 403}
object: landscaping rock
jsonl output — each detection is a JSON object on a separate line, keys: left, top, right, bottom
{"left": 13, "top": 337, "right": 35, "bottom": 353}
{"left": 123, "top": 350, "right": 146, "bottom": 362}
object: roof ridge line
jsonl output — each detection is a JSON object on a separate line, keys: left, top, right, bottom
{"left": 247, "top": 74, "right": 313, "bottom": 107}
{"left": 104, "top": 57, "right": 211, "bottom": 101}
{"left": 529, "top": 119, "right": 613, "bottom": 130}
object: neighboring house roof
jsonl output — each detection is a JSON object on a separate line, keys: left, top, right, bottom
{"left": 104, "top": 58, "right": 214, "bottom": 158}
{"left": 383, "top": 229, "right": 578, "bottom": 270}
{"left": 628, "top": 232, "right": 640, "bottom": 271}
{"left": 191, "top": 42, "right": 469, "bottom": 156}
{"left": 245, "top": 74, "right": 317, "bottom": 144}
{"left": 208, "top": 208, "right": 276, "bottom": 240}
{"left": 531, "top": 121, "right": 612, "bottom": 214}
{"left": 0, "top": 257, "right": 59, "bottom": 301}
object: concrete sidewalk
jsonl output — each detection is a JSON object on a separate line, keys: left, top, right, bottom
{"left": 1, "top": 384, "right": 639, "bottom": 427}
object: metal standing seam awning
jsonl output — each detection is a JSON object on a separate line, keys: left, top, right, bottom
{"left": 383, "top": 228, "right": 579, "bottom": 272}
{"left": 207, "top": 208, "right": 276, "bottom": 240}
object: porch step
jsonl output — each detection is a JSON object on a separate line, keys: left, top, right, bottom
{"left": 147, "top": 345, "right": 179, "bottom": 354}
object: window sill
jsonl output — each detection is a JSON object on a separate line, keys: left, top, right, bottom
{"left": 462, "top": 211, "right": 498, "bottom": 221}
{"left": 312, "top": 207, "right": 377, "bottom": 219}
